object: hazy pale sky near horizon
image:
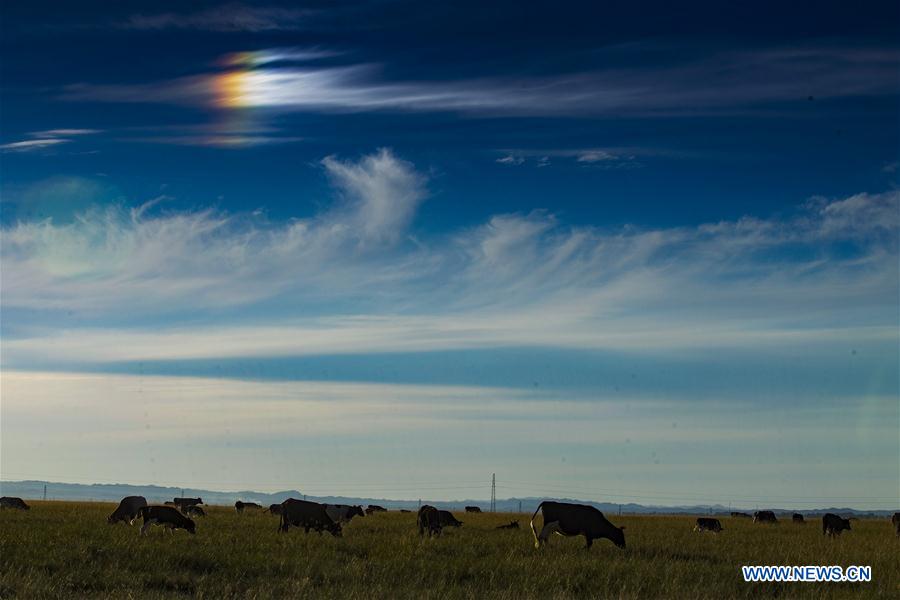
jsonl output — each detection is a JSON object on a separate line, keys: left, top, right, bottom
{"left": 1, "top": 1, "right": 898, "bottom": 509}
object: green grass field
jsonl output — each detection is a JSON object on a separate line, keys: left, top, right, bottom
{"left": 1, "top": 501, "right": 897, "bottom": 598}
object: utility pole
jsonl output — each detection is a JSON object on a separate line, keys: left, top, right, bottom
{"left": 490, "top": 473, "right": 496, "bottom": 512}
{"left": 518, "top": 500, "right": 522, "bottom": 513}
{"left": 43, "top": 485, "right": 47, "bottom": 501}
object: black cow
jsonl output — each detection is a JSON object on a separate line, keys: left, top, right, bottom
{"left": 108, "top": 496, "right": 148, "bottom": 525}
{"left": 279, "top": 499, "right": 342, "bottom": 536}
{"left": 694, "top": 517, "right": 723, "bottom": 533}
{"left": 792, "top": 513, "right": 805, "bottom": 524}
{"left": 0, "top": 497, "right": 30, "bottom": 510}
{"left": 184, "top": 505, "right": 206, "bottom": 517}
{"left": 753, "top": 510, "right": 777, "bottom": 524}
{"left": 325, "top": 504, "right": 365, "bottom": 524}
{"left": 822, "top": 513, "right": 851, "bottom": 537}
{"left": 417, "top": 505, "right": 441, "bottom": 537}
{"left": 400, "top": 509, "right": 412, "bottom": 513}
{"left": 265, "top": 503, "right": 283, "bottom": 516}
{"left": 497, "top": 520, "right": 520, "bottom": 530}
{"left": 730, "top": 512, "right": 751, "bottom": 518}
{"left": 139, "top": 506, "right": 196, "bottom": 535}
{"left": 530, "top": 501, "right": 626, "bottom": 549}
{"left": 235, "top": 501, "right": 262, "bottom": 513}
{"left": 173, "top": 497, "right": 203, "bottom": 511}
{"left": 365, "top": 505, "right": 387, "bottom": 515}
{"left": 892, "top": 512, "right": 900, "bottom": 537}
{"left": 465, "top": 506, "right": 482, "bottom": 513}
{"left": 437, "top": 510, "right": 463, "bottom": 528}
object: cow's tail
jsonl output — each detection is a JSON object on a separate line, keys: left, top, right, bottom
{"left": 530, "top": 502, "right": 545, "bottom": 549}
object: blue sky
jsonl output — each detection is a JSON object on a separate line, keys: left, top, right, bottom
{"left": 1, "top": 1, "right": 898, "bottom": 508}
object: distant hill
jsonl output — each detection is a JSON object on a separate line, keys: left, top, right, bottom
{"left": 0, "top": 480, "right": 894, "bottom": 517}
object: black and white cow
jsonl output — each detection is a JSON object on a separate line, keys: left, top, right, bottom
{"left": 139, "top": 506, "right": 196, "bottom": 535}
{"left": 465, "top": 506, "right": 482, "bottom": 513}
{"left": 530, "top": 501, "right": 626, "bottom": 549}
{"left": 792, "top": 513, "right": 805, "bottom": 524}
{"left": 108, "top": 496, "right": 148, "bottom": 525}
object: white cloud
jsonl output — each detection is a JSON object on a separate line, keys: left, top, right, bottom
{"left": 321, "top": 148, "right": 427, "bottom": 245}
{"left": 64, "top": 45, "right": 900, "bottom": 116}
{"left": 0, "top": 138, "right": 70, "bottom": 152}
{"left": 1, "top": 146, "right": 897, "bottom": 366}
{"left": 576, "top": 150, "right": 617, "bottom": 163}
{"left": 496, "top": 155, "right": 525, "bottom": 165}
{"left": 29, "top": 129, "right": 100, "bottom": 137}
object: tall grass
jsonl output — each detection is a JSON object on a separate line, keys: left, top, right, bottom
{"left": 1, "top": 502, "right": 896, "bottom": 598}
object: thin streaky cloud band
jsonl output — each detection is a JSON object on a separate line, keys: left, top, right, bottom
{"left": 63, "top": 45, "right": 900, "bottom": 117}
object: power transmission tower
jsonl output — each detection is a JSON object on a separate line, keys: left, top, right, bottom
{"left": 43, "top": 485, "right": 47, "bottom": 501}
{"left": 490, "top": 473, "right": 496, "bottom": 512}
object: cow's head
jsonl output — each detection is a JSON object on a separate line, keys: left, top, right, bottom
{"left": 328, "top": 522, "right": 343, "bottom": 537}
{"left": 352, "top": 505, "right": 365, "bottom": 518}
{"left": 611, "top": 526, "right": 626, "bottom": 549}
{"left": 842, "top": 518, "right": 851, "bottom": 530}
{"left": 184, "top": 518, "right": 197, "bottom": 534}
{"left": 107, "top": 513, "right": 119, "bottom": 525}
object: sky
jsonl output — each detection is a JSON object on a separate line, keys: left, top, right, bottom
{"left": 1, "top": 1, "right": 898, "bottom": 509}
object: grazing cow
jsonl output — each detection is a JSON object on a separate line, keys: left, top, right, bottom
{"left": 437, "top": 510, "right": 463, "bottom": 528}
{"left": 365, "top": 505, "right": 387, "bottom": 515}
{"left": 822, "top": 513, "right": 851, "bottom": 537}
{"left": 792, "top": 513, "right": 805, "bottom": 524}
{"left": 497, "top": 520, "right": 520, "bottom": 530}
{"left": 0, "top": 497, "right": 30, "bottom": 511}
{"left": 400, "top": 509, "right": 412, "bottom": 513}
{"left": 892, "top": 512, "right": 900, "bottom": 537}
{"left": 139, "top": 506, "right": 196, "bottom": 535}
{"left": 107, "top": 496, "right": 148, "bottom": 525}
{"left": 465, "top": 506, "right": 482, "bottom": 513}
{"left": 265, "top": 504, "right": 283, "bottom": 516}
{"left": 530, "top": 501, "right": 626, "bottom": 550}
{"left": 417, "top": 505, "right": 442, "bottom": 537}
{"left": 694, "top": 517, "right": 723, "bottom": 533}
{"left": 753, "top": 510, "right": 777, "bottom": 524}
{"left": 173, "top": 497, "right": 202, "bottom": 511}
{"left": 730, "top": 512, "right": 751, "bottom": 518}
{"left": 184, "top": 505, "right": 206, "bottom": 517}
{"left": 235, "top": 501, "right": 262, "bottom": 513}
{"left": 325, "top": 504, "right": 365, "bottom": 524}
{"left": 279, "top": 499, "right": 342, "bottom": 536}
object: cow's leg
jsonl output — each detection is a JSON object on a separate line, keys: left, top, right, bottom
{"left": 584, "top": 535, "right": 593, "bottom": 549}
{"left": 537, "top": 521, "right": 562, "bottom": 547}
{"left": 140, "top": 520, "right": 154, "bottom": 535}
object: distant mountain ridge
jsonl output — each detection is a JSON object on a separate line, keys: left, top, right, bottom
{"left": 1, "top": 480, "right": 894, "bottom": 517}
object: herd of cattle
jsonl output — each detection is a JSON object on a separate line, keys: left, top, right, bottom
{"left": 2, "top": 495, "right": 899, "bottom": 548}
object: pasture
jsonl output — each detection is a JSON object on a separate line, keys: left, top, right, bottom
{"left": 1, "top": 501, "right": 897, "bottom": 599}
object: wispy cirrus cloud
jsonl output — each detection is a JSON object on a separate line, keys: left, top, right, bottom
{"left": 1, "top": 128, "right": 101, "bottom": 153}
{"left": 2, "top": 150, "right": 897, "bottom": 368}
{"left": 0, "top": 139, "right": 70, "bottom": 153}
{"left": 120, "top": 3, "right": 315, "bottom": 32}
{"left": 64, "top": 45, "right": 900, "bottom": 117}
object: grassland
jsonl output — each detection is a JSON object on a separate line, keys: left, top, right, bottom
{"left": 1, "top": 501, "right": 897, "bottom": 599}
